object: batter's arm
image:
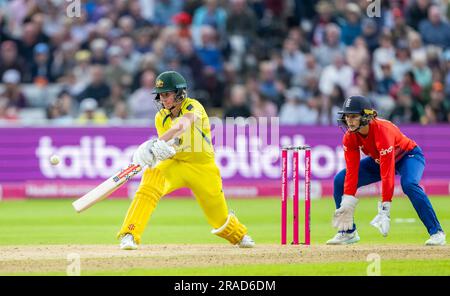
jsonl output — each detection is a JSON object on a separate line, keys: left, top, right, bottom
{"left": 159, "top": 112, "right": 197, "bottom": 142}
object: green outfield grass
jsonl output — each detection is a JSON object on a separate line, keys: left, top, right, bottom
{"left": 0, "top": 197, "right": 449, "bottom": 275}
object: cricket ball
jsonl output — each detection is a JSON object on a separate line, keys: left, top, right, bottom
{"left": 50, "top": 155, "right": 60, "bottom": 166}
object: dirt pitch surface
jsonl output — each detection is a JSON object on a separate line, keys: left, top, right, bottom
{"left": 1, "top": 244, "right": 449, "bottom": 274}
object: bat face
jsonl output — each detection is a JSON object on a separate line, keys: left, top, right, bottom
{"left": 72, "top": 137, "right": 179, "bottom": 213}
{"left": 72, "top": 164, "right": 142, "bottom": 213}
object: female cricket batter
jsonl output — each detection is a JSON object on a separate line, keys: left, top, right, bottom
{"left": 327, "top": 95, "right": 445, "bottom": 246}
{"left": 117, "top": 71, "right": 254, "bottom": 250}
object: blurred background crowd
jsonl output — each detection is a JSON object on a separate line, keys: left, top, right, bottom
{"left": 0, "top": 0, "right": 449, "bottom": 126}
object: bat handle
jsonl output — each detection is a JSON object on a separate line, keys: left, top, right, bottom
{"left": 168, "top": 137, "right": 181, "bottom": 147}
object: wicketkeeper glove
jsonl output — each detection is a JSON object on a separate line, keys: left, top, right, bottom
{"left": 332, "top": 194, "right": 359, "bottom": 231}
{"left": 370, "top": 201, "right": 391, "bottom": 237}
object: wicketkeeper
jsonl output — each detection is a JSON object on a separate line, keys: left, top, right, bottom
{"left": 117, "top": 71, "right": 255, "bottom": 250}
{"left": 327, "top": 95, "right": 446, "bottom": 246}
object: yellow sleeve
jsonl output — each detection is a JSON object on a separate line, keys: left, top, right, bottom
{"left": 154, "top": 110, "right": 169, "bottom": 137}
{"left": 181, "top": 99, "right": 205, "bottom": 120}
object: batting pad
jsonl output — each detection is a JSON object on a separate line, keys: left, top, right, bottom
{"left": 211, "top": 213, "right": 248, "bottom": 245}
{"left": 117, "top": 168, "right": 165, "bottom": 244}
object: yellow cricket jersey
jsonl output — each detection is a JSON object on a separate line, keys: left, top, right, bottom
{"left": 154, "top": 97, "right": 215, "bottom": 163}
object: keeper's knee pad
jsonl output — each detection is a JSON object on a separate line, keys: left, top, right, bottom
{"left": 117, "top": 168, "right": 165, "bottom": 244}
{"left": 211, "top": 213, "right": 248, "bottom": 245}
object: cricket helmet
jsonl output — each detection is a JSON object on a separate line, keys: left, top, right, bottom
{"left": 337, "top": 95, "right": 377, "bottom": 130}
{"left": 152, "top": 71, "right": 187, "bottom": 94}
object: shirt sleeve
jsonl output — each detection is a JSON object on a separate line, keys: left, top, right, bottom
{"left": 154, "top": 111, "right": 166, "bottom": 138}
{"left": 343, "top": 134, "right": 360, "bottom": 197}
{"left": 376, "top": 125, "right": 396, "bottom": 202}
{"left": 182, "top": 100, "right": 204, "bottom": 120}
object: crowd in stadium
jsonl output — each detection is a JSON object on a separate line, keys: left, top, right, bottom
{"left": 0, "top": 0, "right": 449, "bottom": 125}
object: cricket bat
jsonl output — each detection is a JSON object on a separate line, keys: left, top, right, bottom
{"left": 72, "top": 138, "right": 180, "bottom": 213}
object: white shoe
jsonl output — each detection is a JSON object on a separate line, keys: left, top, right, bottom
{"left": 120, "top": 233, "right": 138, "bottom": 250}
{"left": 238, "top": 235, "right": 255, "bottom": 248}
{"left": 326, "top": 230, "right": 360, "bottom": 245}
{"left": 425, "top": 231, "right": 446, "bottom": 246}
{"left": 370, "top": 202, "right": 391, "bottom": 237}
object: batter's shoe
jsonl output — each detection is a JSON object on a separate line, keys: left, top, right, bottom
{"left": 326, "top": 230, "right": 360, "bottom": 245}
{"left": 238, "top": 235, "right": 255, "bottom": 248}
{"left": 120, "top": 233, "right": 138, "bottom": 250}
{"left": 425, "top": 231, "right": 446, "bottom": 246}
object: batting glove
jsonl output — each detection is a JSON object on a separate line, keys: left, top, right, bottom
{"left": 370, "top": 201, "right": 391, "bottom": 237}
{"left": 132, "top": 139, "right": 157, "bottom": 168}
{"left": 150, "top": 139, "right": 176, "bottom": 162}
{"left": 332, "top": 195, "right": 358, "bottom": 231}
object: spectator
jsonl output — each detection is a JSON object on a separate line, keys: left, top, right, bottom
{"left": 282, "top": 37, "right": 305, "bottom": 77}
{"left": 279, "top": 87, "right": 318, "bottom": 125}
{"left": 313, "top": 23, "right": 346, "bottom": 67}
{"left": 89, "top": 38, "right": 108, "bottom": 65}
{"left": 192, "top": 0, "right": 227, "bottom": 45}
{"left": 76, "top": 65, "right": 111, "bottom": 108}
{"left": 328, "top": 84, "right": 346, "bottom": 125}
{"left": 226, "top": 0, "right": 257, "bottom": 41}
{"left": 406, "top": 0, "right": 431, "bottom": 31}
{"left": 119, "top": 35, "right": 142, "bottom": 75}
{"left": 361, "top": 17, "right": 379, "bottom": 53}
{"left": 291, "top": 53, "right": 321, "bottom": 89}
{"left": 195, "top": 26, "right": 224, "bottom": 74}
{"left": 17, "top": 22, "right": 41, "bottom": 70}
{"left": 346, "top": 36, "right": 369, "bottom": 71}
{"left": 373, "top": 32, "right": 396, "bottom": 81}
{"left": 391, "top": 7, "right": 413, "bottom": 45}
{"left": 1, "top": 69, "right": 27, "bottom": 108}
{"left": 0, "top": 40, "right": 27, "bottom": 81}
{"left": 425, "top": 81, "right": 450, "bottom": 123}
{"left": 340, "top": 2, "right": 362, "bottom": 46}
{"left": 258, "top": 61, "right": 284, "bottom": 106}
{"left": 390, "top": 71, "right": 423, "bottom": 104}
{"left": 444, "top": 50, "right": 450, "bottom": 100}
{"left": 76, "top": 98, "right": 108, "bottom": 125}
{"left": 303, "top": 73, "right": 321, "bottom": 99}
{"left": 51, "top": 41, "right": 78, "bottom": 82}
{"left": 0, "top": 96, "right": 19, "bottom": 122}
{"left": 177, "top": 38, "right": 204, "bottom": 91}
{"left": 419, "top": 5, "right": 450, "bottom": 48}
{"left": 223, "top": 84, "right": 251, "bottom": 119}
{"left": 376, "top": 61, "right": 396, "bottom": 95}
{"left": 389, "top": 91, "right": 426, "bottom": 124}
{"left": 408, "top": 31, "right": 427, "bottom": 59}
{"left": 392, "top": 40, "right": 412, "bottom": 82}
{"left": 117, "top": 16, "right": 136, "bottom": 36}
{"left": 250, "top": 93, "right": 277, "bottom": 118}
{"left": 104, "top": 45, "right": 130, "bottom": 87}
{"left": 319, "top": 53, "right": 354, "bottom": 96}
{"left": 172, "top": 11, "right": 193, "bottom": 39}
{"left": 127, "top": 0, "right": 152, "bottom": 29}
{"left": 109, "top": 100, "right": 129, "bottom": 124}
{"left": 153, "top": 0, "right": 183, "bottom": 26}
{"left": 412, "top": 51, "right": 432, "bottom": 89}
{"left": 104, "top": 83, "right": 127, "bottom": 117}
{"left": 128, "top": 69, "right": 159, "bottom": 122}
{"left": 95, "top": 18, "right": 116, "bottom": 42}
{"left": 134, "top": 27, "right": 153, "bottom": 54}
{"left": 226, "top": 0, "right": 258, "bottom": 72}
{"left": 71, "top": 50, "right": 92, "bottom": 96}
{"left": 310, "top": 0, "right": 338, "bottom": 47}
{"left": 31, "top": 43, "right": 54, "bottom": 85}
